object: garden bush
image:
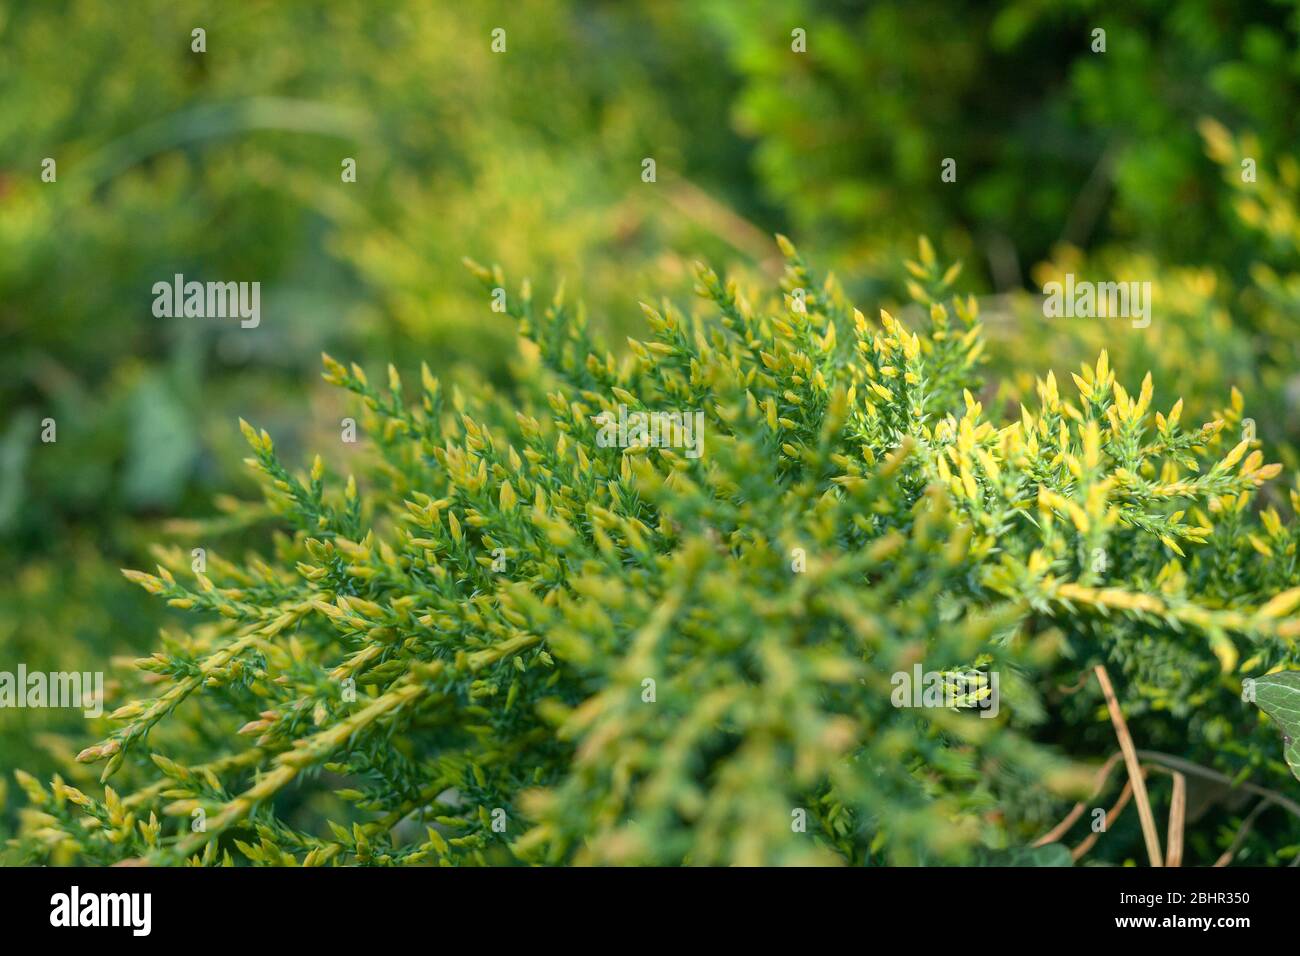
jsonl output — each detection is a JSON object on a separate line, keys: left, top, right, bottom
{"left": 0, "top": 0, "right": 762, "bottom": 836}
{"left": 12, "top": 239, "right": 1300, "bottom": 866}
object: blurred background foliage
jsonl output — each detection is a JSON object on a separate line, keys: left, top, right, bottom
{"left": 2, "top": 0, "right": 1298, "bottom": 860}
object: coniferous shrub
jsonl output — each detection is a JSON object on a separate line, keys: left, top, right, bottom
{"left": 0, "top": 0, "right": 756, "bottom": 824}
{"left": 13, "top": 239, "right": 1300, "bottom": 866}
{"left": 959, "top": 122, "right": 1300, "bottom": 468}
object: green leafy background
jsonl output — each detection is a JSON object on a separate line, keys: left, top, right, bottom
{"left": 3, "top": 0, "right": 1300, "bottom": 865}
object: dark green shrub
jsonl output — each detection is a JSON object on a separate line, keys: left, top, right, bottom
{"left": 708, "top": 0, "right": 1300, "bottom": 274}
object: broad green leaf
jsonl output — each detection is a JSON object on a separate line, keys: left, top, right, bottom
{"left": 1252, "top": 671, "right": 1300, "bottom": 782}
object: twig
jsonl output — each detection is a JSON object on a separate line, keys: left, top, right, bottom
{"left": 1034, "top": 751, "right": 1123, "bottom": 847}
{"left": 660, "top": 176, "right": 783, "bottom": 273}
{"left": 1133, "top": 750, "right": 1300, "bottom": 821}
{"left": 1151, "top": 767, "right": 1186, "bottom": 867}
{"left": 1072, "top": 771, "right": 1141, "bottom": 861}
{"left": 1055, "top": 671, "right": 1093, "bottom": 695}
{"left": 1095, "top": 664, "right": 1163, "bottom": 866}
{"left": 1132, "top": 750, "right": 1300, "bottom": 867}
{"left": 1214, "top": 799, "right": 1271, "bottom": 867}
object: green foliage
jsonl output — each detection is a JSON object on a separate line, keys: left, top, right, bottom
{"left": 932, "top": 122, "right": 1300, "bottom": 478}
{"left": 0, "top": 0, "right": 760, "bottom": 829}
{"left": 1252, "top": 672, "right": 1300, "bottom": 781}
{"left": 707, "top": 0, "right": 1300, "bottom": 271}
{"left": 6, "top": 0, "right": 1300, "bottom": 868}
{"left": 12, "top": 240, "right": 1300, "bottom": 866}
